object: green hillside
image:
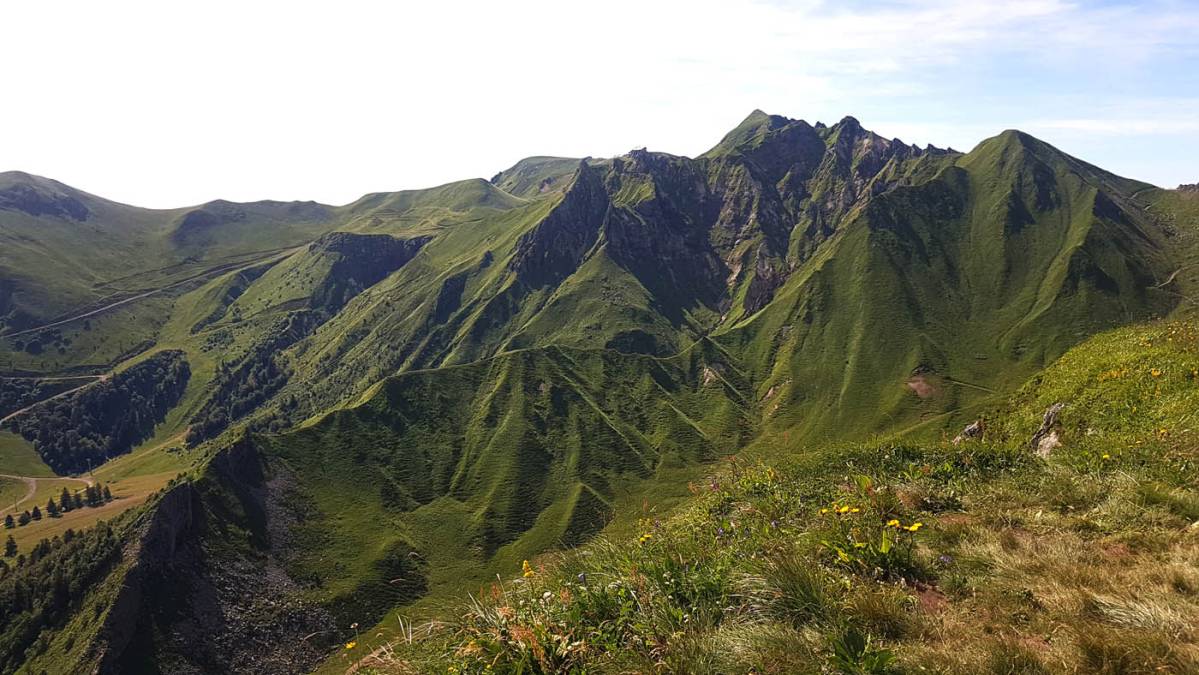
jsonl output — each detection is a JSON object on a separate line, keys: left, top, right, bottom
{"left": 377, "top": 316, "right": 1199, "bottom": 673}
{"left": 0, "top": 111, "right": 1195, "bottom": 674}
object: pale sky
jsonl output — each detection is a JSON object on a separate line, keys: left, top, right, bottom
{"left": 3, "top": 0, "right": 1197, "bottom": 208}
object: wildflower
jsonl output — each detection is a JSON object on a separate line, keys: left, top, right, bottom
{"left": 639, "top": 532, "right": 653, "bottom": 544}
{"left": 938, "top": 554, "right": 954, "bottom": 565}
{"left": 819, "top": 508, "right": 830, "bottom": 515}
{"left": 838, "top": 505, "right": 851, "bottom": 514}
{"left": 886, "top": 519, "right": 900, "bottom": 528}
{"left": 522, "top": 560, "right": 535, "bottom": 578}
{"left": 1151, "top": 368, "right": 1163, "bottom": 378}
{"left": 849, "top": 507, "right": 861, "bottom": 513}
{"left": 1101, "top": 454, "right": 1111, "bottom": 460}
{"left": 905, "top": 522, "right": 923, "bottom": 532}
{"left": 345, "top": 641, "right": 357, "bottom": 650}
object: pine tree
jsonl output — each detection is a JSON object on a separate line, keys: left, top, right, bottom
{"left": 63, "top": 528, "right": 75, "bottom": 543}
{"left": 103, "top": 485, "right": 113, "bottom": 502}
{"left": 17, "top": 511, "right": 31, "bottom": 526}
{"left": 3, "top": 514, "right": 12, "bottom": 529}
{"left": 4, "top": 535, "right": 15, "bottom": 557}
{"left": 86, "top": 485, "right": 100, "bottom": 507}
{"left": 60, "top": 487, "right": 73, "bottom": 512}
{"left": 31, "top": 506, "right": 41, "bottom": 521}
{"left": 73, "top": 492, "right": 83, "bottom": 510}
{"left": 46, "top": 498, "right": 60, "bottom": 518}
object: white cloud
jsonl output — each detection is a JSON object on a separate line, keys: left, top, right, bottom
{"left": 0, "top": 0, "right": 1194, "bottom": 206}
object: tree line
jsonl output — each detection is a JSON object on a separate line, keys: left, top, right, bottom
{"left": 4, "top": 484, "right": 114, "bottom": 530}
{"left": 0, "top": 521, "right": 122, "bottom": 671}
{"left": 187, "top": 313, "right": 318, "bottom": 446}
{"left": 2, "top": 351, "right": 190, "bottom": 474}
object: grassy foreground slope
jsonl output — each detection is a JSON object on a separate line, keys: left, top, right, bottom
{"left": 368, "top": 316, "right": 1199, "bottom": 673}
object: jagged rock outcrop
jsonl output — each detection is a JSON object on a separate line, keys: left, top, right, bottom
{"left": 1030, "top": 403, "right": 1065, "bottom": 455}
{"left": 307, "top": 231, "right": 430, "bottom": 310}
{"left": 94, "top": 440, "right": 338, "bottom": 674}
{"left": 509, "top": 161, "right": 609, "bottom": 288}
{"left": 953, "top": 419, "right": 986, "bottom": 445}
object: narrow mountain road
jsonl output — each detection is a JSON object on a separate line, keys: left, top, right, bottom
{"left": 1, "top": 473, "right": 94, "bottom": 514}
{"left": 1, "top": 246, "right": 304, "bottom": 339}
{"left": 3, "top": 285, "right": 179, "bottom": 338}
{"left": 0, "top": 374, "right": 103, "bottom": 382}
{"left": 0, "top": 374, "right": 110, "bottom": 425}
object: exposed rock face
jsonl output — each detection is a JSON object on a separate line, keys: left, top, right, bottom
{"left": 1179, "top": 183, "right": 1199, "bottom": 193}
{"left": 95, "top": 440, "right": 338, "bottom": 674}
{"left": 953, "top": 419, "right": 985, "bottom": 445}
{"left": 592, "top": 113, "right": 955, "bottom": 320}
{"left": 1030, "top": 403, "right": 1066, "bottom": 455}
{"left": 307, "top": 231, "right": 430, "bottom": 311}
{"left": 509, "top": 161, "right": 609, "bottom": 288}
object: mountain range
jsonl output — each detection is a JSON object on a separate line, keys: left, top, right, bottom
{"left": 0, "top": 111, "right": 1196, "bottom": 673}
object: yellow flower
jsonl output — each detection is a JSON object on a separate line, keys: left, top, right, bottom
{"left": 819, "top": 508, "right": 830, "bottom": 515}
{"left": 905, "top": 522, "right": 923, "bottom": 532}
{"left": 639, "top": 532, "right": 654, "bottom": 544}
{"left": 886, "top": 519, "right": 900, "bottom": 528}
{"left": 1151, "top": 368, "right": 1163, "bottom": 378}
{"left": 522, "top": 560, "right": 535, "bottom": 578}
{"left": 838, "top": 505, "right": 851, "bottom": 514}
{"left": 850, "top": 507, "right": 861, "bottom": 513}
{"left": 1101, "top": 453, "right": 1111, "bottom": 460}
{"left": 345, "top": 641, "right": 357, "bottom": 650}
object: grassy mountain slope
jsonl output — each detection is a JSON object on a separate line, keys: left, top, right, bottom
{"left": 76, "top": 343, "right": 751, "bottom": 672}
{"left": 0, "top": 171, "right": 339, "bottom": 333}
{"left": 0, "top": 111, "right": 1195, "bottom": 673}
{"left": 716, "top": 127, "right": 1177, "bottom": 442}
{"left": 375, "top": 316, "right": 1199, "bottom": 673}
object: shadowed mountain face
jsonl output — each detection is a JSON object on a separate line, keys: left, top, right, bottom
{"left": 0, "top": 112, "right": 1194, "bottom": 674}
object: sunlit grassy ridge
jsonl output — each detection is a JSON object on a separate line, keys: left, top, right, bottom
{"left": 359, "top": 318, "right": 1199, "bottom": 673}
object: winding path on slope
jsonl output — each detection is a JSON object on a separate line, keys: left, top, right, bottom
{"left": 1, "top": 473, "right": 95, "bottom": 514}
{"left": 1, "top": 245, "right": 305, "bottom": 340}
{"left": 0, "top": 374, "right": 110, "bottom": 426}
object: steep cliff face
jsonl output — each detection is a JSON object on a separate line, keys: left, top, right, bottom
{"left": 509, "top": 162, "right": 610, "bottom": 289}
{"left": 94, "top": 440, "right": 341, "bottom": 674}
{"left": 306, "top": 232, "right": 430, "bottom": 311}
